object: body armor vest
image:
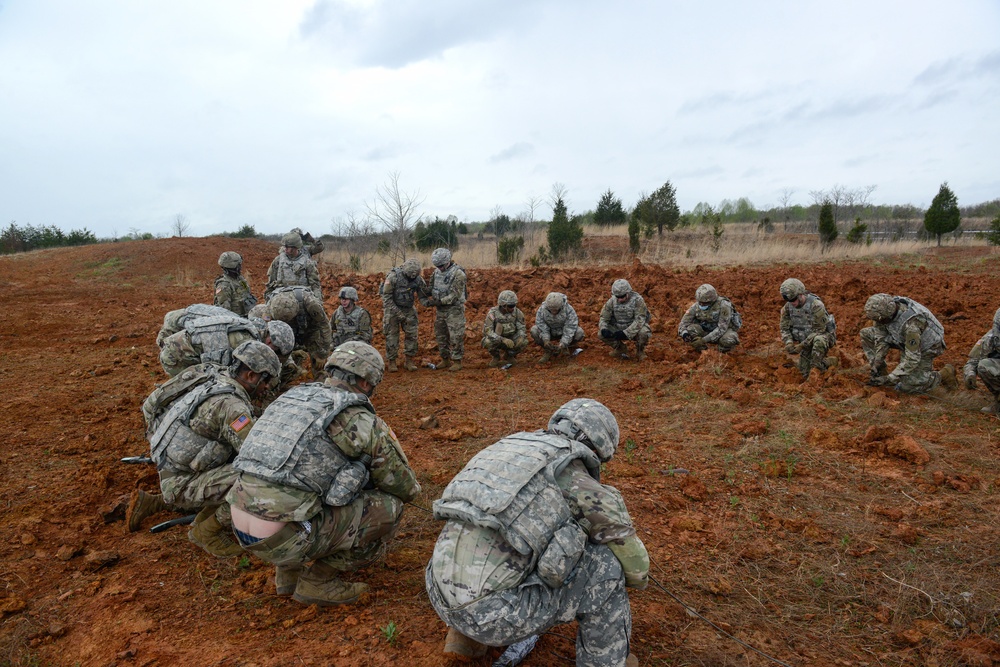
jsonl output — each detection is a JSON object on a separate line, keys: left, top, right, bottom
{"left": 984, "top": 332, "right": 1000, "bottom": 359}
{"left": 234, "top": 384, "right": 374, "bottom": 507}
{"left": 147, "top": 366, "right": 241, "bottom": 474}
{"left": 185, "top": 315, "right": 259, "bottom": 366}
{"left": 886, "top": 298, "right": 945, "bottom": 352}
{"left": 610, "top": 294, "right": 646, "bottom": 328}
{"left": 215, "top": 275, "right": 257, "bottom": 315}
{"left": 694, "top": 297, "right": 741, "bottom": 333}
{"left": 386, "top": 269, "right": 421, "bottom": 308}
{"left": 333, "top": 306, "right": 365, "bottom": 338}
{"left": 431, "top": 264, "right": 466, "bottom": 305}
{"left": 787, "top": 294, "right": 836, "bottom": 344}
{"left": 272, "top": 253, "right": 311, "bottom": 289}
{"left": 433, "top": 431, "right": 600, "bottom": 585}
{"left": 490, "top": 308, "right": 519, "bottom": 338}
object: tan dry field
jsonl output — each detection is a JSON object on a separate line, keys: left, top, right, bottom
{"left": 1, "top": 235, "right": 1000, "bottom": 667}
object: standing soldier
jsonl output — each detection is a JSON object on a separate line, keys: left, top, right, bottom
{"left": 264, "top": 232, "right": 323, "bottom": 301}
{"left": 128, "top": 341, "right": 281, "bottom": 559}
{"left": 226, "top": 342, "right": 421, "bottom": 606}
{"left": 482, "top": 290, "right": 529, "bottom": 367}
{"left": 426, "top": 399, "right": 647, "bottom": 666}
{"left": 678, "top": 284, "right": 742, "bottom": 353}
{"left": 381, "top": 258, "right": 428, "bottom": 372}
{"left": 861, "top": 293, "right": 947, "bottom": 393}
{"left": 964, "top": 307, "right": 1000, "bottom": 414}
{"left": 779, "top": 278, "right": 837, "bottom": 378}
{"left": 268, "top": 287, "right": 333, "bottom": 379}
{"left": 426, "top": 248, "right": 467, "bottom": 372}
{"left": 531, "top": 292, "right": 585, "bottom": 363}
{"left": 330, "top": 286, "right": 373, "bottom": 347}
{"left": 214, "top": 252, "right": 257, "bottom": 317}
{"left": 598, "top": 279, "right": 652, "bottom": 361}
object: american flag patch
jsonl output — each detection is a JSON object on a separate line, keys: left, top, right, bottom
{"left": 230, "top": 414, "right": 251, "bottom": 432}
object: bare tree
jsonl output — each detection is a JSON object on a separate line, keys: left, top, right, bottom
{"left": 549, "top": 182, "right": 568, "bottom": 208}
{"left": 171, "top": 214, "right": 191, "bottom": 238}
{"left": 332, "top": 212, "right": 380, "bottom": 272}
{"left": 521, "top": 194, "right": 542, "bottom": 251}
{"left": 365, "top": 172, "right": 424, "bottom": 264}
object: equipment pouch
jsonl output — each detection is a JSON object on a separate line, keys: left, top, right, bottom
{"left": 324, "top": 460, "right": 370, "bottom": 506}
{"left": 536, "top": 522, "right": 587, "bottom": 588}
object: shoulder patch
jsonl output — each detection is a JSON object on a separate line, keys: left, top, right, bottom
{"left": 215, "top": 286, "right": 224, "bottom": 294}
{"left": 230, "top": 414, "right": 251, "bottom": 432}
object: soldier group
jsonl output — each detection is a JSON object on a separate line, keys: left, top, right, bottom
{"left": 127, "top": 234, "right": 1000, "bottom": 667}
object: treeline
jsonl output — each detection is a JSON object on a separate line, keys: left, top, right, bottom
{"left": 0, "top": 222, "right": 97, "bottom": 255}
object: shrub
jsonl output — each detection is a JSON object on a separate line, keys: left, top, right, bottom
{"left": 846, "top": 219, "right": 868, "bottom": 244}
{"left": 818, "top": 201, "right": 837, "bottom": 249}
{"left": 497, "top": 236, "right": 524, "bottom": 265}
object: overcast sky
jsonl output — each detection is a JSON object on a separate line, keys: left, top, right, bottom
{"left": 1, "top": 0, "right": 998, "bottom": 238}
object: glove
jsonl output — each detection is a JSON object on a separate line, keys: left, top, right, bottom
{"left": 502, "top": 337, "right": 516, "bottom": 350}
{"left": 614, "top": 330, "right": 628, "bottom": 341}
{"left": 964, "top": 373, "right": 977, "bottom": 390}
{"left": 867, "top": 374, "right": 889, "bottom": 387}
{"left": 681, "top": 332, "right": 694, "bottom": 343}
{"left": 600, "top": 328, "right": 615, "bottom": 339}
{"left": 302, "top": 232, "right": 315, "bottom": 243}
{"left": 785, "top": 343, "right": 801, "bottom": 354}
{"left": 557, "top": 341, "right": 568, "bottom": 350}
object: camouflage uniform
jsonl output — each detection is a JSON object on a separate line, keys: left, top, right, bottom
{"left": 156, "top": 304, "right": 236, "bottom": 348}
{"left": 427, "top": 421, "right": 648, "bottom": 667}
{"left": 429, "top": 259, "right": 468, "bottom": 363}
{"left": 678, "top": 288, "right": 741, "bottom": 353}
{"left": 268, "top": 287, "right": 333, "bottom": 376}
{"left": 264, "top": 246, "right": 323, "bottom": 301}
{"left": 779, "top": 280, "right": 836, "bottom": 378}
{"left": 482, "top": 305, "right": 528, "bottom": 363}
{"left": 861, "top": 294, "right": 945, "bottom": 393}
{"left": 531, "top": 293, "right": 586, "bottom": 351}
{"left": 963, "top": 308, "right": 1000, "bottom": 408}
{"left": 158, "top": 315, "right": 261, "bottom": 377}
{"left": 226, "top": 377, "right": 420, "bottom": 576}
{"left": 214, "top": 274, "right": 256, "bottom": 317}
{"left": 598, "top": 281, "right": 652, "bottom": 359}
{"left": 381, "top": 261, "right": 428, "bottom": 364}
{"left": 331, "top": 304, "right": 373, "bottom": 347}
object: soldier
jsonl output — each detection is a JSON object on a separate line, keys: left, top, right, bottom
{"left": 381, "top": 258, "right": 428, "bottom": 373}
{"left": 127, "top": 341, "right": 282, "bottom": 559}
{"left": 268, "top": 287, "right": 333, "bottom": 379}
{"left": 531, "top": 292, "right": 585, "bottom": 363}
{"left": 964, "top": 307, "right": 1000, "bottom": 414}
{"left": 482, "top": 290, "right": 529, "bottom": 367}
{"left": 226, "top": 342, "right": 421, "bottom": 606}
{"left": 330, "top": 286, "right": 373, "bottom": 347}
{"left": 156, "top": 303, "right": 236, "bottom": 348}
{"left": 779, "top": 278, "right": 837, "bottom": 378}
{"left": 264, "top": 232, "right": 323, "bottom": 301}
{"left": 158, "top": 314, "right": 292, "bottom": 378}
{"left": 214, "top": 251, "right": 257, "bottom": 317}
{"left": 425, "top": 248, "right": 467, "bottom": 372}
{"left": 861, "top": 293, "right": 947, "bottom": 393}
{"left": 599, "top": 279, "right": 652, "bottom": 361}
{"left": 678, "top": 284, "right": 742, "bottom": 353}
{"left": 426, "top": 398, "right": 647, "bottom": 666}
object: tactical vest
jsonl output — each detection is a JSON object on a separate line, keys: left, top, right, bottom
{"left": 271, "top": 286, "right": 311, "bottom": 337}
{"left": 146, "top": 366, "right": 242, "bottom": 474}
{"left": 185, "top": 315, "right": 260, "bottom": 366}
{"left": 433, "top": 431, "right": 601, "bottom": 587}
{"left": 215, "top": 275, "right": 257, "bottom": 315}
{"left": 234, "top": 384, "right": 375, "bottom": 507}
{"left": 489, "top": 308, "right": 520, "bottom": 338}
{"left": 610, "top": 293, "right": 648, "bottom": 328}
{"left": 383, "top": 268, "right": 422, "bottom": 308}
{"left": 159, "top": 304, "right": 236, "bottom": 346}
{"left": 332, "top": 306, "right": 366, "bottom": 339}
{"left": 885, "top": 298, "right": 945, "bottom": 352}
{"left": 787, "top": 294, "right": 836, "bottom": 344}
{"left": 431, "top": 263, "right": 466, "bottom": 305}
{"left": 538, "top": 305, "right": 571, "bottom": 336}
{"left": 695, "top": 297, "right": 741, "bottom": 333}
{"left": 272, "top": 253, "right": 311, "bottom": 289}
{"left": 985, "top": 332, "right": 1000, "bottom": 359}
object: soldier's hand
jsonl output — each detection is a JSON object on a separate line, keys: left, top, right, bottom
{"left": 600, "top": 328, "right": 614, "bottom": 339}
{"left": 680, "top": 332, "right": 693, "bottom": 343}
{"left": 964, "top": 373, "right": 977, "bottom": 390}
{"left": 614, "top": 330, "right": 628, "bottom": 341}
{"left": 502, "top": 337, "right": 516, "bottom": 350}
{"left": 785, "top": 343, "right": 801, "bottom": 354}
{"left": 867, "top": 375, "right": 889, "bottom": 387}
{"left": 557, "top": 342, "right": 568, "bottom": 350}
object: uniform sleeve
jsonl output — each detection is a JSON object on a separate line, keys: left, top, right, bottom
{"left": 307, "top": 297, "right": 333, "bottom": 352}
{"left": 438, "top": 269, "right": 466, "bottom": 306}
{"left": 624, "top": 296, "right": 649, "bottom": 338}
{"left": 190, "top": 394, "right": 255, "bottom": 453}
{"left": 535, "top": 307, "right": 551, "bottom": 342}
{"left": 702, "top": 301, "right": 732, "bottom": 344}
{"left": 560, "top": 305, "right": 579, "bottom": 346}
{"left": 358, "top": 309, "right": 373, "bottom": 344}
{"left": 805, "top": 300, "right": 829, "bottom": 345}
{"left": 889, "top": 317, "right": 927, "bottom": 381}
{"left": 515, "top": 310, "right": 527, "bottom": 341}
{"left": 678, "top": 305, "right": 696, "bottom": 335}
{"left": 779, "top": 305, "right": 793, "bottom": 344}
{"left": 598, "top": 299, "right": 614, "bottom": 331}
{"left": 306, "top": 262, "right": 323, "bottom": 300}
{"left": 328, "top": 409, "right": 421, "bottom": 503}
{"left": 483, "top": 309, "right": 501, "bottom": 343}
{"left": 214, "top": 279, "right": 234, "bottom": 311}
{"left": 965, "top": 334, "right": 987, "bottom": 377}
{"left": 263, "top": 257, "right": 280, "bottom": 301}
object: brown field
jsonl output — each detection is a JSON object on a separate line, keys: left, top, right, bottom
{"left": 2, "top": 236, "right": 999, "bottom": 667}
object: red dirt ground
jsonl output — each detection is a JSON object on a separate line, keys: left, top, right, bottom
{"left": 2, "top": 237, "right": 999, "bottom": 667}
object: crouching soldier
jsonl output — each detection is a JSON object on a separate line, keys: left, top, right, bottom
{"left": 599, "top": 279, "right": 652, "bottom": 361}
{"left": 963, "top": 306, "right": 1000, "bottom": 414}
{"left": 778, "top": 278, "right": 837, "bottom": 378}
{"left": 678, "top": 284, "right": 741, "bottom": 353}
{"left": 482, "top": 290, "right": 529, "bottom": 367}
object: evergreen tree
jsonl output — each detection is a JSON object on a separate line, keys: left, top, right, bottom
{"left": 594, "top": 189, "right": 627, "bottom": 227}
{"left": 818, "top": 201, "right": 837, "bottom": 250}
{"left": 547, "top": 197, "right": 583, "bottom": 259}
{"left": 644, "top": 180, "right": 680, "bottom": 236}
{"left": 924, "top": 182, "right": 961, "bottom": 247}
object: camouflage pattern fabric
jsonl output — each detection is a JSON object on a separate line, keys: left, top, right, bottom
{"left": 678, "top": 298, "right": 740, "bottom": 352}
{"left": 381, "top": 268, "right": 428, "bottom": 361}
{"left": 158, "top": 328, "right": 257, "bottom": 377}
{"left": 481, "top": 305, "right": 528, "bottom": 358}
{"left": 597, "top": 292, "right": 652, "bottom": 353}
{"left": 264, "top": 250, "right": 323, "bottom": 301}
{"left": 780, "top": 293, "right": 836, "bottom": 377}
{"left": 965, "top": 328, "right": 1000, "bottom": 396}
{"left": 156, "top": 304, "right": 235, "bottom": 348}
{"left": 331, "top": 304, "right": 374, "bottom": 347}
{"left": 531, "top": 299, "right": 585, "bottom": 348}
{"left": 430, "top": 264, "right": 467, "bottom": 361}
{"left": 271, "top": 289, "right": 332, "bottom": 375}
{"left": 214, "top": 273, "right": 256, "bottom": 317}
{"left": 861, "top": 297, "right": 945, "bottom": 393}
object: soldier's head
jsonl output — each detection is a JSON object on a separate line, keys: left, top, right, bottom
{"left": 543, "top": 292, "right": 565, "bottom": 314}
{"left": 497, "top": 290, "right": 518, "bottom": 313}
{"left": 780, "top": 278, "right": 806, "bottom": 307}
{"left": 264, "top": 320, "right": 295, "bottom": 359}
{"left": 548, "top": 398, "right": 620, "bottom": 462}
{"left": 612, "top": 279, "right": 632, "bottom": 302}
{"left": 268, "top": 292, "right": 300, "bottom": 324}
{"left": 324, "top": 341, "right": 385, "bottom": 397}
{"left": 431, "top": 247, "right": 452, "bottom": 269}
{"left": 282, "top": 232, "right": 303, "bottom": 258}
{"left": 338, "top": 286, "right": 359, "bottom": 310}
{"left": 401, "top": 258, "right": 421, "bottom": 279}
{"left": 864, "top": 293, "right": 897, "bottom": 324}
{"left": 247, "top": 303, "right": 272, "bottom": 323}
{"left": 695, "top": 284, "right": 718, "bottom": 309}
{"left": 218, "top": 251, "right": 243, "bottom": 276}
{"left": 230, "top": 340, "right": 281, "bottom": 397}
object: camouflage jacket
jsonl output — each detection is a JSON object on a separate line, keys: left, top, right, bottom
{"left": 429, "top": 263, "right": 467, "bottom": 308}
{"left": 598, "top": 292, "right": 651, "bottom": 337}
{"left": 534, "top": 297, "right": 581, "bottom": 347}
{"left": 482, "top": 306, "right": 527, "bottom": 344}
{"left": 964, "top": 328, "right": 1000, "bottom": 376}
{"left": 264, "top": 250, "right": 322, "bottom": 301}
{"left": 331, "top": 304, "right": 373, "bottom": 347}
{"left": 780, "top": 293, "right": 834, "bottom": 345}
{"left": 272, "top": 287, "right": 333, "bottom": 352}
{"left": 678, "top": 297, "right": 736, "bottom": 344}
{"left": 214, "top": 273, "right": 257, "bottom": 317}
{"left": 159, "top": 327, "right": 258, "bottom": 377}
{"left": 381, "top": 268, "right": 429, "bottom": 311}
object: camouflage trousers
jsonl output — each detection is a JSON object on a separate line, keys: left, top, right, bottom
{"left": 426, "top": 543, "right": 631, "bottom": 667}
{"left": 861, "top": 327, "right": 941, "bottom": 393}
{"left": 435, "top": 306, "right": 466, "bottom": 361}
{"left": 795, "top": 333, "right": 834, "bottom": 377}
{"left": 383, "top": 306, "right": 419, "bottom": 360}
{"left": 680, "top": 323, "right": 739, "bottom": 352}
{"left": 975, "top": 358, "right": 1000, "bottom": 396}
{"left": 159, "top": 465, "right": 239, "bottom": 512}
{"left": 237, "top": 490, "right": 404, "bottom": 572}
{"left": 598, "top": 326, "right": 651, "bottom": 352}
{"left": 482, "top": 336, "right": 529, "bottom": 358}
{"left": 529, "top": 325, "right": 585, "bottom": 348}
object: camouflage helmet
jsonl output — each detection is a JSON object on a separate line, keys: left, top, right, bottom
{"left": 864, "top": 293, "right": 897, "bottom": 323}
{"left": 268, "top": 292, "right": 300, "bottom": 323}
{"left": 779, "top": 278, "right": 806, "bottom": 301}
{"left": 695, "top": 284, "right": 718, "bottom": 304}
{"left": 431, "top": 247, "right": 452, "bottom": 268}
{"left": 338, "top": 286, "right": 359, "bottom": 301}
{"left": 265, "top": 320, "right": 295, "bottom": 356}
{"left": 543, "top": 292, "right": 565, "bottom": 313}
{"left": 548, "top": 398, "right": 620, "bottom": 462}
{"left": 232, "top": 340, "right": 281, "bottom": 379}
{"left": 497, "top": 290, "right": 518, "bottom": 307}
{"left": 401, "top": 258, "right": 421, "bottom": 279}
{"left": 218, "top": 251, "right": 243, "bottom": 269}
{"left": 612, "top": 279, "right": 632, "bottom": 297}
{"left": 324, "top": 341, "right": 385, "bottom": 387}
{"left": 281, "top": 232, "right": 303, "bottom": 249}
{"left": 994, "top": 307, "right": 1000, "bottom": 331}
{"left": 247, "top": 303, "right": 271, "bottom": 322}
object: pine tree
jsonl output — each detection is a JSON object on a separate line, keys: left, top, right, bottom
{"left": 547, "top": 197, "right": 583, "bottom": 259}
{"left": 924, "top": 182, "right": 961, "bottom": 247}
{"left": 818, "top": 201, "right": 837, "bottom": 250}
{"left": 594, "top": 189, "right": 627, "bottom": 227}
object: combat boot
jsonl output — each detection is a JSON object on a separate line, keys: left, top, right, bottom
{"left": 187, "top": 506, "right": 243, "bottom": 558}
{"left": 939, "top": 364, "right": 958, "bottom": 390}
{"left": 292, "top": 562, "right": 368, "bottom": 606}
{"left": 443, "top": 627, "right": 488, "bottom": 660}
{"left": 635, "top": 343, "right": 647, "bottom": 361}
{"left": 448, "top": 360, "right": 463, "bottom": 372}
{"left": 275, "top": 564, "right": 303, "bottom": 596}
{"left": 126, "top": 490, "right": 168, "bottom": 532}
{"left": 387, "top": 359, "right": 398, "bottom": 373}
{"left": 403, "top": 357, "right": 418, "bottom": 371}
{"left": 437, "top": 358, "right": 452, "bottom": 370}
{"left": 538, "top": 350, "right": 552, "bottom": 363}
{"left": 488, "top": 354, "right": 503, "bottom": 368}
{"left": 608, "top": 343, "right": 626, "bottom": 359}
{"left": 982, "top": 396, "right": 1000, "bottom": 415}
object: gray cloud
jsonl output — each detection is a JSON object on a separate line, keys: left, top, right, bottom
{"left": 489, "top": 142, "right": 534, "bottom": 163}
